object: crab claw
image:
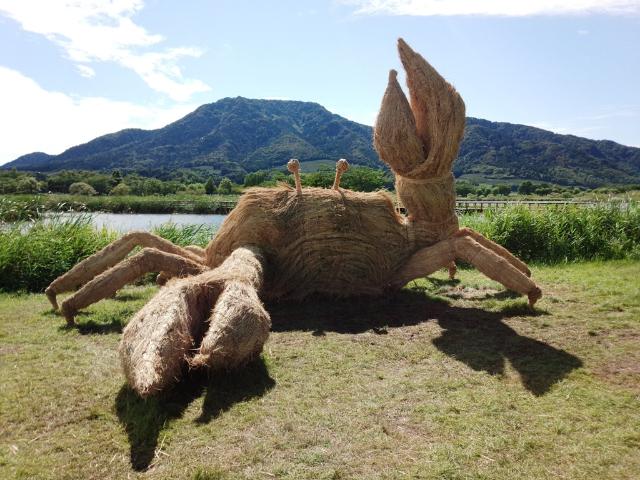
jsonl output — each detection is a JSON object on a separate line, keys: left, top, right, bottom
{"left": 397, "top": 38, "right": 466, "bottom": 178}
{"left": 119, "top": 246, "right": 270, "bottom": 398}
{"left": 374, "top": 69, "right": 424, "bottom": 177}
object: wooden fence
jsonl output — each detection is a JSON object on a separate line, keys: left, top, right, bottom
{"left": 175, "top": 198, "right": 617, "bottom": 215}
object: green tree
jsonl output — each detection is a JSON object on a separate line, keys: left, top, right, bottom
{"left": 110, "top": 183, "right": 131, "bottom": 196}
{"left": 185, "top": 183, "right": 205, "bottom": 194}
{"left": 456, "top": 181, "right": 476, "bottom": 197}
{"left": 493, "top": 184, "right": 511, "bottom": 196}
{"left": 244, "top": 171, "right": 268, "bottom": 187}
{"left": 69, "top": 182, "right": 97, "bottom": 196}
{"left": 301, "top": 167, "right": 334, "bottom": 188}
{"left": 518, "top": 181, "right": 535, "bottom": 195}
{"left": 111, "top": 169, "right": 123, "bottom": 188}
{"left": 341, "top": 167, "right": 386, "bottom": 192}
{"left": 205, "top": 177, "right": 216, "bottom": 195}
{"left": 46, "top": 170, "right": 83, "bottom": 193}
{"left": 16, "top": 177, "right": 40, "bottom": 193}
{"left": 217, "top": 177, "right": 233, "bottom": 194}
{"left": 143, "top": 178, "right": 164, "bottom": 195}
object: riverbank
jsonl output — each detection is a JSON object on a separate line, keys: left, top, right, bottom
{"left": 0, "top": 194, "right": 240, "bottom": 220}
{"left": 2, "top": 191, "right": 637, "bottom": 222}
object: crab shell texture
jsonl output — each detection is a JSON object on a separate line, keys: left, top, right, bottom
{"left": 203, "top": 38, "right": 463, "bottom": 300}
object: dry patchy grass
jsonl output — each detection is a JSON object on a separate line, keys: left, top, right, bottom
{"left": 1, "top": 261, "right": 639, "bottom": 479}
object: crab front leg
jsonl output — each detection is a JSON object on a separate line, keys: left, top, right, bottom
{"left": 45, "top": 231, "right": 204, "bottom": 310}
{"left": 392, "top": 232, "right": 542, "bottom": 306}
{"left": 120, "top": 246, "right": 270, "bottom": 397}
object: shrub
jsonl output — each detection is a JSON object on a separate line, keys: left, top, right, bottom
{"left": 205, "top": 177, "right": 216, "bottom": 195}
{"left": 110, "top": 183, "right": 131, "bottom": 196}
{"left": 217, "top": 178, "right": 233, "bottom": 194}
{"left": 69, "top": 182, "right": 97, "bottom": 196}
{"left": 16, "top": 177, "right": 40, "bottom": 194}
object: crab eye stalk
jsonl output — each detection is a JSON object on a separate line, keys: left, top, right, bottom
{"left": 333, "top": 158, "right": 349, "bottom": 190}
{"left": 287, "top": 158, "right": 302, "bottom": 194}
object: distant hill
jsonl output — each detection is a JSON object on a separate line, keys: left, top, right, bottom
{"left": 457, "top": 118, "right": 640, "bottom": 187}
{"left": 4, "top": 97, "right": 640, "bottom": 187}
{"left": 5, "top": 98, "right": 378, "bottom": 182}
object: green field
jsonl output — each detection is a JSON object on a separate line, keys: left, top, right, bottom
{"left": 1, "top": 261, "right": 639, "bottom": 479}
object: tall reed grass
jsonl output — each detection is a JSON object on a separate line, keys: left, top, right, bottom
{"left": 151, "top": 223, "right": 215, "bottom": 248}
{"left": 0, "top": 214, "right": 117, "bottom": 292}
{"left": 0, "top": 216, "right": 216, "bottom": 292}
{"left": 460, "top": 202, "right": 640, "bottom": 263}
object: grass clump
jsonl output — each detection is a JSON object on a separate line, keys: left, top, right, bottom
{"left": 0, "top": 197, "right": 43, "bottom": 222}
{"left": 0, "top": 216, "right": 215, "bottom": 292}
{"left": 0, "top": 214, "right": 117, "bottom": 292}
{"left": 460, "top": 202, "right": 640, "bottom": 263}
{"left": 152, "top": 223, "right": 216, "bottom": 248}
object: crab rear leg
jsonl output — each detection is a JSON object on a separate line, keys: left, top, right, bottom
{"left": 45, "top": 231, "right": 204, "bottom": 310}
{"left": 392, "top": 233, "right": 541, "bottom": 306}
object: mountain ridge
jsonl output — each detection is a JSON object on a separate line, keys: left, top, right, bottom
{"left": 5, "top": 97, "right": 640, "bottom": 187}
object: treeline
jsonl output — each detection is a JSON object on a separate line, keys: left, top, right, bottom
{"left": 0, "top": 166, "right": 394, "bottom": 196}
{"left": 2, "top": 167, "right": 639, "bottom": 198}
{"left": 455, "top": 180, "right": 583, "bottom": 198}
{"left": 0, "top": 169, "right": 240, "bottom": 196}
{"left": 243, "top": 166, "right": 394, "bottom": 191}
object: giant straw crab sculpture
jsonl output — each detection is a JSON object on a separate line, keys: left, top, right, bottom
{"left": 45, "top": 39, "right": 542, "bottom": 397}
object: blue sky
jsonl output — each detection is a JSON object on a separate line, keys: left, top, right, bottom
{"left": 0, "top": 0, "right": 639, "bottom": 164}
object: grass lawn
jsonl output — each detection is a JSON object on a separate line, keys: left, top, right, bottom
{"left": 1, "top": 261, "right": 639, "bottom": 479}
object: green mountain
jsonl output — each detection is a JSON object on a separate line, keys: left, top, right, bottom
{"left": 457, "top": 118, "right": 640, "bottom": 187}
{"left": 4, "top": 97, "right": 640, "bottom": 187}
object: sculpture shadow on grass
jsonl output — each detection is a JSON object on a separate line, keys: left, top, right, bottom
{"left": 115, "top": 359, "right": 274, "bottom": 472}
{"left": 268, "top": 289, "right": 582, "bottom": 397}
{"left": 54, "top": 311, "right": 126, "bottom": 335}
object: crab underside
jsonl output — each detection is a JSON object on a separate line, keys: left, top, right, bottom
{"left": 45, "top": 39, "right": 542, "bottom": 397}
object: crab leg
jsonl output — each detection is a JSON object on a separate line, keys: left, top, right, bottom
{"left": 455, "top": 228, "right": 531, "bottom": 277}
{"left": 45, "top": 231, "right": 204, "bottom": 310}
{"left": 60, "top": 248, "right": 206, "bottom": 325}
{"left": 190, "top": 246, "right": 270, "bottom": 369}
{"left": 392, "top": 235, "right": 541, "bottom": 306}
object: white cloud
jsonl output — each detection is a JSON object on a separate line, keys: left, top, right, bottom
{"left": 345, "top": 0, "right": 640, "bottom": 16}
{"left": 0, "top": 66, "right": 197, "bottom": 164}
{"left": 76, "top": 64, "right": 96, "bottom": 78}
{"left": 0, "top": 0, "right": 210, "bottom": 100}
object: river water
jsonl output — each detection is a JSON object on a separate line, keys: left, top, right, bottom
{"left": 59, "top": 213, "right": 228, "bottom": 232}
